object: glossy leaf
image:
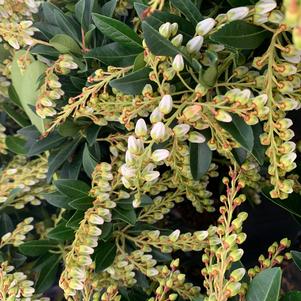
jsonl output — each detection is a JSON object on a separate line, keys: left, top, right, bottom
{"left": 54, "top": 179, "right": 90, "bottom": 198}
{"left": 2, "top": 103, "right": 30, "bottom": 127}
{"left": 43, "top": 192, "right": 72, "bottom": 209}
{"left": 110, "top": 67, "right": 151, "bottom": 95}
{"left": 19, "top": 240, "right": 57, "bottom": 256}
{"left": 292, "top": 251, "right": 301, "bottom": 271}
{"left": 47, "top": 221, "right": 74, "bottom": 241}
{"left": 219, "top": 114, "right": 254, "bottom": 152}
{"left": 0, "top": 213, "right": 14, "bottom": 237}
{"left": 211, "top": 20, "right": 270, "bottom": 50}
{"left": 189, "top": 142, "right": 212, "bottom": 181}
{"left": 50, "top": 34, "right": 81, "bottom": 54}
{"left": 85, "top": 42, "right": 141, "bottom": 67}
{"left": 94, "top": 241, "right": 117, "bottom": 272}
{"left": 100, "top": 0, "right": 117, "bottom": 17}
{"left": 246, "top": 268, "right": 282, "bottom": 301}
{"left": 66, "top": 210, "right": 85, "bottom": 229}
{"left": 75, "top": 0, "right": 95, "bottom": 31}
{"left": 83, "top": 143, "right": 98, "bottom": 178}
{"left": 69, "top": 195, "right": 94, "bottom": 210}
{"left": 170, "top": 0, "right": 202, "bottom": 26}
{"left": 5, "top": 136, "right": 27, "bottom": 155}
{"left": 112, "top": 206, "right": 137, "bottom": 225}
{"left": 92, "top": 13, "right": 142, "bottom": 49}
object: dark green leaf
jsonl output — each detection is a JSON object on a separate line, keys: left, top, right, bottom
{"left": 69, "top": 195, "right": 94, "bottom": 210}
{"left": 47, "top": 136, "right": 81, "bottom": 180}
{"left": 292, "top": 251, "right": 301, "bottom": 271}
{"left": 35, "top": 254, "right": 61, "bottom": 293}
{"left": 189, "top": 142, "right": 212, "bottom": 181}
{"left": 92, "top": 13, "right": 142, "bottom": 49}
{"left": 44, "top": 192, "right": 72, "bottom": 209}
{"left": 112, "top": 207, "right": 137, "bottom": 225}
{"left": 0, "top": 213, "right": 14, "bottom": 237}
{"left": 246, "top": 268, "right": 282, "bottom": 301}
{"left": 66, "top": 210, "right": 85, "bottom": 229}
{"left": 5, "top": 136, "right": 27, "bottom": 155}
{"left": 100, "top": 0, "right": 117, "bottom": 17}
{"left": 83, "top": 143, "right": 98, "bottom": 178}
{"left": 142, "top": 21, "right": 179, "bottom": 57}
{"left": 19, "top": 240, "right": 57, "bottom": 256}
{"left": 99, "top": 223, "right": 113, "bottom": 241}
{"left": 251, "top": 123, "right": 266, "bottom": 165}
{"left": 54, "top": 179, "right": 90, "bottom": 198}
{"left": 94, "top": 241, "right": 117, "bottom": 272}
{"left": 85, "top": 42, "right": 141, "bottom": 67}
{"left": 261, "top": 187, "right": 301, "bottom": 218}
{"left": 170, "top": 0, "right": 202, "bottom": 26}
{"left": 86, "top": 124, "right": 101, "bottom": 146}
{"left": 232, "top": 147, "right": 248, "bottom": 165}
{"left": 75, "top": 0, "right": 95, "bottom": 31}
{"left": 210, "top": 20, "right": 270, "bottom": 50}
{"left": 219, "top": 114, "right": 254, "bottom": 152}
{"left": 133, "top": 52, "right": 146, "bottom": 71}
{"left": 30, "top": 45, "right": 60, "bottom": 57}
{"left": 202, "top": 65, "right": 218, "bottom": 87}
{"left": 47, "top": 221, "right": 74, "bottom": 241}
{"left": 27, "top": 132, "right": 65, "bottom": 156}
{"left": 110, "top": 67, "right": 151, "bottom": 95}
{"left": 2, "top": 103, "right": 30, "bottom": 127}
{"left": 280, "top": 291, "right": 301, "bottom": 301}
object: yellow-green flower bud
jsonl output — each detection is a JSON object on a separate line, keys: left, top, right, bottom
{"left": 230, "top": 268, "right": 246, "bottom": 282}
{"left": 159, "top": 95, "right": 173, "bottom": 115}
{"left": 196, "top": 18, "right": 216, "bottom": 35}
{"left": 186, "top": 36, "right": 204, "bottom": 54}
{"left": 172, "top": 54, "right": 184, "bottom": 72}
{"left": 171, "top": 34, "right": 183, "bottom": 47}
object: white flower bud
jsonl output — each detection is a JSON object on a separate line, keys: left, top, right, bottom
{"left": 127, "top": 136, "right": 144, "bottom": 154}
{"left": 173, "top": 124, "right": 190, "bottom": 137}
{"left": 0, "top": 196, "right": 7, "bottom": 203}
{"left": 171, "top": 22, "right": 178, "bottom": 35}
{"left": 227, "top": 7, "right": 249, "bottom": 21}
{"left": 255, "top": 0, "right": 277, "bottom": 14}
{"left": 171, "top": 34, "right": 183, "bottom": 47}
{"left": 143, "top": 170, "right": 160, "bottom": 182}
{"left": 159, "top": 22, "right": 172, "bottom": 38}
{"left": 135, "top": 118, "right": 147, "bottom": 137}
{"left": 186, "top": 36, "right": 204, "bottom": 54}
{"left": 188, "top": 131, "right": 206, "bottom": 143}
{"left": 69, "top": 279, "right": 84, "bottom": 290}
{"left": 169, "top": 229, "right": 180, "bottom": 242}
{"left": 151, "top": 149, "right": 170, "bottom": 162}
{"left": 196, "top": 18, "right": 216, "bottom": 35}
{"left": 88, "top": 214, "right": 104, "bottom": 225}
{"left": 150, "top": 107, "right": 163, "bottom": 123}
{"left": 120, "top": 164, "right": 136, "bottom": 178}
{"left": 159, "top": 95, "right": 173, "bottom": 114}
{"left": 172, "top": 54, "right": 184, "bottom": 72}
{"left": 150, "top": 122, "right": 166, "bottom": 142}
{"left": 253, "top": 13, "right": 269, "bottom": 25}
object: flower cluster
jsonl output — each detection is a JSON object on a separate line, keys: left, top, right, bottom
{"left": 36, "top": 54, "right": 78, "bottom": 119}
{"left": 59, "top": 162, "right": 115, "bottom": 299}
{"left": 0, "top": 123, "right": 7, "bottom": 155}
{"left": 0, "top": 156, "right": 53, "bottom": 210}
{"left": 0, "top": 217, "right": 34, "bottom": 248}
{"left": 284, "top": 0, "right": 301, "bottom": 48}
{"left": 0, "top": 261, "right": 49, "bottom": 301}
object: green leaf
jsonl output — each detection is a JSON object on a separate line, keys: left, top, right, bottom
{"left": 5, "top": 136, "right": 27, "bottom": 155}
{"left": 189, "top": 142, "right": 212, "bottom": 181}
{"left": 85, "top": 42, "right": 141, "bottom": 67}
{"left": 30, "top": 45, "right": 60, "bottom": 57}
{"left": 291, "top": 251, "right": 301, "bottom": 271}
{"left": 19, "top": 240, "right": 57, "bottom": 256}
{"left": 170, "top": 0, "right": 202, "bottom": 26}
{"left": 280, "top": 291, "right": 301, "bottom": 301}
{"left": 112, "top": 207, "right": 137, "bottom": 225}
{"left": 11, "top": 51, "right": 47, "bottom": 133}
{"left": 54, "top": 179, "right": 90, "bottom": 198}
{"left": 261, "top": 187, "right": 301, "bottom": 218}
{"left": 92, "top": 13, "right": 142, "bottom": 49}
{"left": 69, "top": 195, "right": 94, "bottom": 210}
{"left": 86, "top": 124, "right": 101, "bottom": 146}
{"left": 2, "top": 103, "right": 30, "bottom": 127}
{"left": 43, "top": 192, "right": 72, "bottom": 209}
{"left": 110, "top": 67, "right": 151, "bottom": 95}
{"left": 94, "top": 241, "right": 117, "bottom": 272}
{"left": 35, "top": 254, "right": 61, "bottom": 294}
{"left": 47, "top": 221, "right": 74, "bottom": 241}
{"left": 27, "top": 132, "right": 65, "bottom": 156}
{"left": 100, "top": 0, "right": 117, "bottom": 17}
{"left": 141, "top": 21, "right": 180, "bottom": 57}
{"left": 210, "top": 20, "right": 270, "bottom": 50}
{"left": 246, "top": 268, "right": 282, "bottom": 301}
{"left": 219, "top": 114, "right": 254, "bottom": 152}
{"left": 133, "top": 52, "right": 146, "bottom": 71}
{"left": 66, "top": 210, "right": 85, "bottom": 229}
{"left": 0, "top": 213, "right": 14, "bottom": 237}
{"left": 83, "top": 143, "right": 98, "bottom": 178}
{"left": 50, "top": 34, "right": 81, "bottom": 54}
{"left": 47, "top": 136, "right": 81, "bottom": 180}
{"left": 75, "top": 0, "right": 95, "bottom": 31}
{"left": 202, "top": 65, "right": 218, "bottom": 87}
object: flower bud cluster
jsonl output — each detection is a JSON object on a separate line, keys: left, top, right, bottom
{"left": 0, "top": 0, "right": 39, "bottom": 21}
{"left": 248, "top": 238, "right": 292, "bottom": 278}
{"left": 253, "top": 0, "right": 280, "bottom": 25}
{"left": 0, "top": 261, "right": 48, "bottom": 301}
{"left": 36, "top": 55, "right": 78, "bottom": 119}
{"left": 100, "top": 285, "right": 121, "bottom": 301}
{"left": 0, "top": 20, "right": 37, "bottom": 49}
{"left": 0, "top": 156, "right": 53, "bottom": 210}
{"left": 59, "top": 162, "right": 115, "bottom": 299}
{"left": 0, "top": 217, "right": 34, "bottom": 248}
{"left": 0, "top": 123, "right": 7, "bottom": 155}
{"left": 203, "top": 171, "right": 247, "bottom": 301}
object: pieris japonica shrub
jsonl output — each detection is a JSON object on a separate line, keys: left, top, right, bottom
{"left": 0, "top": 0, "right": 301, "bottom": 300}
